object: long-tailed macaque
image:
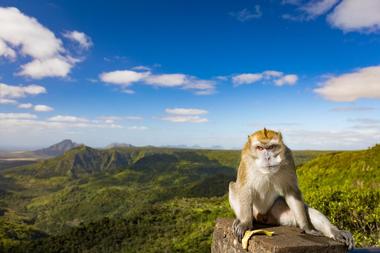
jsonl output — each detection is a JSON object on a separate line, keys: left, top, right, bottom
{"left": 229, "top": 128, "right": 354, "bottom": 249}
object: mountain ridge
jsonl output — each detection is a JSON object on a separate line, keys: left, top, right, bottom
{"left": 1, "top": 145, "right": 378, "bottom": 252}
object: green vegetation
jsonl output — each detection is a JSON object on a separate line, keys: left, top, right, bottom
{"left": 0, "top": 146, "right": 378, "bottom": 252}
{"left": 0, "top": 160, "right": 37, "bottom": 171}
{"left": 298, "top": 145, "right": 380, "bottom": 247}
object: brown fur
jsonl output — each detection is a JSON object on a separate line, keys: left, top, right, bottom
{"left": 237, "top": 128, "right": 283, "bottom": 185}
{"left": 250, "top": 128, "right": 282, "bottom": 143}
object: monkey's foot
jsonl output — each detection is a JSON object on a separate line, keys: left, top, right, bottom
{"left": 232, "top": 219, "right": 253, "bottom": 243}
{"left": 303, "top": 229, "right": 323, "bottom": 237}
{"left": 331, "top": 230, "right": 354, "bottom": 250}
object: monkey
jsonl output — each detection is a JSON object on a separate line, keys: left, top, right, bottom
{"left": 229, "top": 128, "right": 354, "bottom": 250}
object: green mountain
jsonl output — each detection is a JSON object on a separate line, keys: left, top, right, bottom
{"left": 0, "top": 145, "right": 378, "bottom": 252}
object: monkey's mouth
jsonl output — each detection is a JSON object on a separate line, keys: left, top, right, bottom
{"left": 259, "top": 165, "right": 280, "bottom": 174}
{"left": 263, "top": 164, "right": 280, "bottom": 170}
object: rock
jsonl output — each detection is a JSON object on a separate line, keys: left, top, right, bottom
{"left": 211, "top": 218, "right": 348, "bottom": 253}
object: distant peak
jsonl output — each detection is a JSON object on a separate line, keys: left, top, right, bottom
{"left": 33, "top": 139, "right": 81, "bottom": 157}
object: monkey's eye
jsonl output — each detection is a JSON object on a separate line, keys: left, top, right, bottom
{"left": 267, "top": 145, "right": 274, "bottom": 150}
{"left": 256, "top": 146, "right": 264, "bottom": 151}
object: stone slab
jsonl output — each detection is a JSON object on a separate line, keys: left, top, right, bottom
{"left": 211, "top": 218, "right": 348, "bottom": 253}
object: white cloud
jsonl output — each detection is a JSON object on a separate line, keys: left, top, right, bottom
{"left": 232, "top": 73, "right": 263, "bottom": 85}
{"left": 18, "top": 103, "right": 33, "bottom": 109}
{"left": 182, "top": 80, "right": 216, "bottom": 95}
{"left": 0, "top": 98, "right": 17, "bottom": 104}
{"left": 48, "top": 115, "right": 89, "bottom": 123}
{"left": 97, "top": 116, "right": 122, "bottom": 124}
{"left": 301, "top": 0, "right": 338, "bottom": 18}
{"left": 0, "top": 7, "right": 62, "bottom": 58}
{"left": 161, "top": 115, "right": 208, "bottom": 123}
{"left": 274, "top": 74, "right": 298, "bottom": 86}
{"left": 283, "top": 0, "right": 380, "bottom": 33}
{"left": 314, "top": 65, "right": 380, "bottom": 102}
{"left": 131, "top": 65, "right": 151, "bottom": 71}
{"left": 100, "top": 69, "right": 216, "bottom": 95}
{"left": 232, "top": 71, "right": 298, "bottom": 86}
{"left": 0, "top": 83, "right": 46, "bottom": 104}
{"left": 161, "top": 107, "right": 208, "bottom": 123}
{"left": 0, "top": 115, "right": 122, "bottom": 131}
{"left": 34, "top": 104, "right": 54, "bottom": 112}
{"left": 0, "top": 7, "right": 87, "bottom": 78}
{"left": 145, "top": 74, "right": 187, "bottom": 87}
{"left": 165, "top": 108, "right": 208, "bottom": 115}
{"left": 285, "top": 127, "right": 380, "bottom": 150}
{"left": 0, "top": 84, "right": 48, "bottom": 108}
{"left": 97, "top": 115, "right": 143, "bottom": 124}
{"left": 230, "top": 5, "right": 262, "bottom": 22}
{"left": 262, "top": 70, "right": 284, "bottom": 78}
{"left": 282, "top": 0, "right": 338, "bottom": 21}
{"left": 328, "top": 0, "right": 380, "bottom": 32}
{"left": 18, "top": 57, "right": 74, "bottom": 79}
{"left": 0, "top": 39, "right": 16, "bottom": 59}
{"left": 0, "top": 112, "right": 37, "bottom": 119}
{"left": 100, "top": 70, "right": 149, "bottom": 86}
{"left": 63, "top": 30, "right": 92, "bottom": 49}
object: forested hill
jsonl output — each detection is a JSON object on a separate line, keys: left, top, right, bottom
{"left": 297, "top": 145, "right": 380, "bottom": 248}
{"left": 298, "top": 144, "right": 380, "bottom": 189}
{"left": 4, "top": 145, "right": 327, "bottom": 178}
{"left": 0, "top": 146, "right": 378, "bottom": 252}
{"left": 5, "top": 145, "right": 242, "bottom": 179}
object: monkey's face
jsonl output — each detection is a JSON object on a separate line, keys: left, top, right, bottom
{"left": 249, "top": 128, "right": 283, "bottom": 174}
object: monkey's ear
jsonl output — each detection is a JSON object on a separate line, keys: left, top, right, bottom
{"left": 247, "top": 135, "right": 252, "bottom": 145}
{"left": 278, "top": 131, "right": 283, "bottom": 141}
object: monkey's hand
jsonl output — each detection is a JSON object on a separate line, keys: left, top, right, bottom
{"left": 232, "top": 219, "right": 253, "bottom": 243}
{"left": 331, "top": 230, "right": 354, "bottom": 250}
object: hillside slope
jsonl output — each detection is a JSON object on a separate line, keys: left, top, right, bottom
{"left": 1, "top": 146, "right": 378, "bottom": 252}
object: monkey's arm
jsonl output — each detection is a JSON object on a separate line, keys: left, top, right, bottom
{"left": 284, "top": 191, "right": 318, "bottom": 235}
{"left": 229, "top": 182, "right": 253, "bottom": 242}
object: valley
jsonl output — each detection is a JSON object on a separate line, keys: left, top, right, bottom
{"left": 0, "top": 142, "right": 378, "bottom": 252}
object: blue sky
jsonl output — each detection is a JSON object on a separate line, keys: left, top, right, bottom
{"left": 0, "top": 0, "right": 380, "bottom": 150}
